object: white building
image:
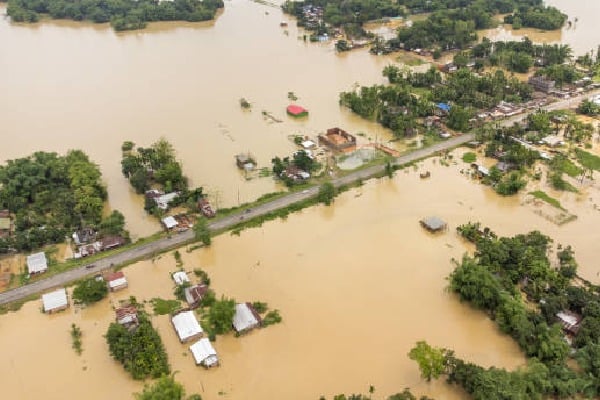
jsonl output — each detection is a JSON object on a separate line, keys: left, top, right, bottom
{"left": 42, "top": 288, "right": 68, "bottom": 313}
{"left": 172, "top": 271, "right": 190, "bottom": 286}
{"left": 106, "top": 272, "right": 128, "bottom": 291}
{"left": 232, "top": 303, "right": 261, "bottom": 334}
{"left": 162, "top": 216, "right": 178, "bottom": 230}
{"left": 189, "top": 338, "right": 219, "bottom": 368}
{"left": 171, "top": 310, "right": 203, "bottom": 343}
{"left": 27, "top": 252, "right": 48, "bottom": 275}
{"left": 155, "top": 192, "right": 179, "bottom": 210}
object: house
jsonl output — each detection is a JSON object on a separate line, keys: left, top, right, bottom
{"left": 42, "top": 288, "right": 69, "bottom": 314}
{"left": 72, "top": 228, "right": 96, "bottom": 246}
{"left": 172, "top": 271, "right": 190, "bottom": 286}
{"left": 318, "top": 127, "right": 357, "bottom": 153}
{"left": 232, "top": 302, "right": 262, "bottom": 334}
{"left": 441, "top": 62, "right": 457, "bottom": 73}
{"left": 184, "top": 284, "right": 209, "bottom": 308}
{"left": 420, "top": 216, "right": 447, "bottom": 232}
{"left": 106, "top": 271, "right": 128, "bottom": 292}
{"left": 99, "top": 235, "right": 125, "bottom": 251}
{"left": 115, "top": 305, "right": 138, "bottom": 328}
{"left": 556, "top": 311, "right": 581, "bottom": 335}
{"left": 155, "top": 192, "right": 179, "bottom": 210}
{"left": 173, "top": 214, "right": 193, "bottom": 231}
{"left": 472, "top": 164, "right": 489, "bottom": 178}
{"left": 235, "top": 153, "right": 256, "bottom": 171}
{"left": 198, "top": 198, "right": 216, "bottom": 218}
{"left": 0, "top": 210, "right": 11, "bottom": 238}
{"left": 162, "top": 216, "right": 178, "bottom": 230}
{"left": 541, "top": 135, "right": 564, "bottom": 147}
{"left": 286, "top": 105, "right": 309, "bottom": 117}
{"left": 301, "top": 140, "right": 316, "bottom": 150}
{"left": 27, "top": 252, "right": 48, "bottom": 275}
{"left": 189, "top": 338, "right": 219, "bottom": 368}
{"left": 171, "top": 310, "right": 203, "bottom": 343}
{"left": 282, "top": 165, "right": 310, "bottom": 182}
{"left": 435, "top": 103, "right": 451, "bottom": 115}
{"left": 424, "top": 116, "right": 441, "bottom": 128}
{"left": 528, "top": 76, "right": 556, "bottom": 93}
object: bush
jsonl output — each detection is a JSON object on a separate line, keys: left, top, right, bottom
{"left": 72, "top": 277, "right": 108, "bottom": 304}
{"left": 263, "top": 310, "right": 282, "bottom": 326}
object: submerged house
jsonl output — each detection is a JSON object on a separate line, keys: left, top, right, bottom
{"left": 27, "top": 252, "right": 48, "bottom": 275}
{"left": 420, "top": 216, "right": 447, "bottom": 232}
{"left": 172, "top": 271, "right": 190, "bottom": 286}
{"left": 235, "top": 153, "right": 256, "bottom": 171}
{"left": 42, "top": 288, "right": 69, "bottom": 314}
{"left": 198, "top": 198, "right": 216, "bottom": 218}
{"left": 189, "top": 338, "right": 219, "bottom": 368}
{"left": 115, "top": 305, "right": 139, "bottom": 328}
{"left": 184, "top": 284, "right": 209, "bottom": 309}
{"left": 318, "top": 127, "right": 357, "bottom": 153}
{"left": 232, "top": 302, "right": 262, "bottom": 334}
{"left": 286, "top": 104, "right": 309, "bottom": 117}
{"left": 106, "top": 271, "right": 128, "bottom": 292}
{"left": 171, "top": 310, "right": 204, "bottom": 343}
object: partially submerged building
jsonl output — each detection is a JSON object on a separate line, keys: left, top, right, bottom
{"left": 318, "top": 127, "right": 357, "bottom": 153}
{"left": 162, "top": 216, "right": 178, "bottom": 230}
{"left": 286, "top": 104, "right": 309, "bottom": 117}
{"left": 115, "top": 305, "right": 139, "bottom": 328}
{"left": 106, "top": 271, "right": 128, "bottom": 292}
{"left": 27, "top": 252, "right": 48, "bottom": 275}
{"left": 42, "top": 288, "right": 69, "bottom": 314}
{"left": 171, "top": 310, "right": 203, "bottom": 343}
{"left": 184, "top": 284, "right": 209, "bottom": 309}
{"left": 189, "top": 338, "right": 219, "bottom": 368}
{"left": 198, "top": 198, "right": 216, "bottom": 218}
{"left": 420, "top": 216, "right": 447, "bottom": 232}
{"left": 232, "top": 302, "right": 262, "bottom": 334}
{"left": 235, "top": 153, "right": 256, "bottom": 171}
{"left": 172, "top": 271, "right": 190, "bottom": 286}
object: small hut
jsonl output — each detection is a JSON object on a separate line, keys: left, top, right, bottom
{"left": 420, "top": 216, "right": 447, "bottom": 232}
{"left": 286, "top": 105, "right": 309, "bottom": 117}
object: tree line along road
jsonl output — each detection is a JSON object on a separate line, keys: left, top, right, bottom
{"left": 0, "top": 90, "right": 595, "bottom": 306}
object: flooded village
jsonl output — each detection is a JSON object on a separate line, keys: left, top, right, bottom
{"left": 2, "top": 0, "right": 600, "bottom": 399}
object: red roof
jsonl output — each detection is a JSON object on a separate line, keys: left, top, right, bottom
{"left": 287, "top": 105, "right": 308, "bottom": 115}
{"left": 106, "top": 271, "right": 125, "bottom": 282}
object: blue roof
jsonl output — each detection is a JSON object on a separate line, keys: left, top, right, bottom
{"left": 436, "top": 103, "right": 451, "bottom": 112}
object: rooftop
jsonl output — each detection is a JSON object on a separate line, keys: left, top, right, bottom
{"left": 42, "top": 288, "right": 68, "bottom": 312}
{"left": 420, "top": 216, "right": 447, "bottom": 232}
{"left": 172, "top": 310, "right": 203, "bottom": 342}
{"left": 172, "top": 271, "right": 190, "bottom": 285}
{"left": 233, "top": 302, "right": 261, "bottom": 333}
{"left": 189, "top": 338, "right": 218, "bottom": 367}
{"left": 27, "top": 252, "right": 48, "bottom": 274}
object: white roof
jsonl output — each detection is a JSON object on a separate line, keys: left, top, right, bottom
{"left": 172, "top": 311, "right": 203, "bottom": 342}
{"left": 172, "top": 271, "right": 190, "bottom": 285}
{"left": 42, "top": 288, "right": 68, "bottom": 312}
{"left": 108, "top": 277, "right": 127, "bottom": 289}
{"left": 162, "top": 216, "right": 178, "bottom": 229}
{"left": 557, "top": 312, "right": 578, "bottom": 326}
{"left": 477, "top": 165, "right": 489, "bottom": 175}
{"left": 233, "top": 303, "right": 260, "bottom": 333}
{"left": 27, "top": 252, "right": 48, "bottom": 274}
{"left": 190, "top": 338, "right": 218, "bottom": 367}
{"left": 542, "top": 135, "right": 563, "bottom": 146}
{"left": 301, "top": 140, "right": 316, "bottom": 149}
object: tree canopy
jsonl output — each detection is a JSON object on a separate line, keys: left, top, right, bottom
{"left": 72, "top": 277, "right": 108, "bottom": 304}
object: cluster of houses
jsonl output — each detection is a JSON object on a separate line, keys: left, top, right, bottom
{"left": 145, "top": 189, "right": 179, "bottom": 211}
{"left": 72, "top": 228, "right": 126, "bottom": 259}
{"left": 161, "top": 214, "right": 193, "bottom": 232}
{"left": 41, "top": 271, "right": 129, "bottom": 314}
{"left": 300, "top": 4, "right": 323, "bottom": 30}
{"left": 165, "top": 271, "right": 264, "bottom": 368}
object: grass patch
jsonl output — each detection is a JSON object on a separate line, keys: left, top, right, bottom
{"left": 529, "top": 191, "right": 565, "bottom": 210}
{"left": 462, "top": 152, "right": 477, "bottom": 163}
{"left": 150, "top": 298, "right": 181, "bottom": 315}
{"left": 575, "top": 148, "right": 600, "bottom": 171}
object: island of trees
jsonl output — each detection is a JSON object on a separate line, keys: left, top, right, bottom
{"left": 7, "top": 0, "right": 224, "bottom": 31}
{"left": 407, "top": 225, "right": 600, "bottom": 399}
{"left": 0, "top": 150, "right": 127, "bottom": 253}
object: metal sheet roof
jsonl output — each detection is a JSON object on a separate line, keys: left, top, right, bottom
{"left": 172, "top": 311, "right": 203, "bottom": 342}
{"left": 42, "top": 288, "right": 68, "bottom": 312}
{"left": 233, "top": 303, "right": 260, "bottom": 333}
{"left": 27, "top": 252, "right": 48, "bottom": 274}
{"left": 189, "top": 338, "right": 218, "bottom": 367}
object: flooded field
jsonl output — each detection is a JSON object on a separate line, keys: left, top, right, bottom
{"left": 3, "top": 148, "right": 600, "bottom": 399}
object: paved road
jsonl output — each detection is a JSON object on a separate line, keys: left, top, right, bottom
{"left": 1, "top": 89, "right": 597, "bottom": 305}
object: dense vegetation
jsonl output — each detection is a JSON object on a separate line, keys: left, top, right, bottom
{"left": 340, "top": 65, "right": 531, "bottom": 138}
{"left": 121, "top": 139, "right": 203, "bottom": 214}
{"left": 408, "top": 225, "right": 600, "bottom": 398}
{"left": 7, "top": 0, "right": 224, "bottom": 31}
{"left": 105, "top": 312, "right": 170, "bottom": 379}
{"left": 72, "top": 277, "right": 108, "bottom": 304}
{"left": 504, "top": 5, "right": 567, "bottom": 30}
{"left": 135, "top": 375, "right": 202, "bottom": 400}
{"left": 271, "top": 150, "right": 320, "bottom": 186}
{"left": 0, "top": 150, "right": 119, "bottom": 252}
{"left": 463, "top": 37, "right": 572, "bottom": 73}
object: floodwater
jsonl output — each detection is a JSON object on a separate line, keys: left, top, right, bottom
{"left": 0, "top": 0, "right": 397, "bottom": 238}
{"left": 481, "top": 0, "right": 600, "bottom": 56}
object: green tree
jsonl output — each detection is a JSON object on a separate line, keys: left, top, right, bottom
{"left": 193, "top": 217, "right": 211, "bottom": 246}
{"left": 408, "top": 341, "right": 448, "bottom": 381}
{"left": 135, "top": 374, "right": 202, "bottom": 400}
{"left": 207, "top": 296, "right": 236, "bottom": 335}
{"left": 72, "top": 277, "right": 108, "bottom": 304}
{"left": 318, "top": 182, "right": 337, "bottom": 206}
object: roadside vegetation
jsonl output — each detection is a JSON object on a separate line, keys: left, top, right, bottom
{"left": 72, "top": 277, "right": 109, "bottom": 305}
{"left": 0, "top": 150, "right": 129, "bottom": 253}
{"left": 7, "top": 0, "right": 224, "bottom": 31}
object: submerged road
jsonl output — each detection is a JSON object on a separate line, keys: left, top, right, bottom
{"left": 0, "top": 89, "right": 596, "bottom": 305}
